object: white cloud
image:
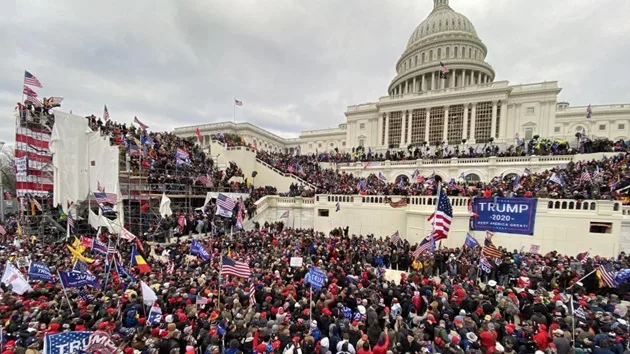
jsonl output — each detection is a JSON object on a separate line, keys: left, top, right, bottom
{"left": 0, "top": 0, "right": 628, "bottom": 146}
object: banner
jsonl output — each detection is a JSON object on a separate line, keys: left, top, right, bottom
{"left": 470, "top": 197, "right": 537, "bottom": 235}
{"left": 58, "top": 270, "right": 100, "bottom": 289}
{"left": 15, "top": 156, "right": 28, "bottom": 173}
{"left": 190, "top": 239, "right": 210, "bottom": 262}
{"left": 44, "top": 331, "right": 116, "bottom": 354}
{"left": 28, "top": 262, "right": 54, "bottom": 282}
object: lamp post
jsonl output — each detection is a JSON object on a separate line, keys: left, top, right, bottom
{"left": 0, "top": 141, "right": 5, "bottom": 222}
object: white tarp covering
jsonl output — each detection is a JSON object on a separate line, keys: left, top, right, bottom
{"left": 203, "top": 192, "right": 250, "bottom": 207}
{"left": 50, "top": 111, "right": 89, "bottom": 211}
{"left": 51, "top": 111, "right": 122, "bottom": 216}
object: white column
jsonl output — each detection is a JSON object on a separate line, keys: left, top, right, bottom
{"left": 384, "top": 112, "right": 390, "bottom": 147}
{"left": 450, "top": 70, "right": 456, "bottom": 88}
{"left": 377, "top": 115, "right": 383, "bottom": 146}
{"left": 462, "top": 104, "right": 469, "bottom": 141}
{"left": 470, "top": 103, "right": 477, "bottom": 142}
{"left": 421, "top": 75, "right": 427, "bottom": 91}
{"left": 405, "top": 80, "right": 409, "bottom": 94}
{"left": 412, "top": 77, "right": 417, "bottom": 93}
{"left": 462, "top": 70, "right": 466, "bottom": 87}
{"left": 491, "top": 101, "right": 498, "bottom": 139}
{"left": 424, "top": 108, "right": 431, "bottom": 142}
{"left": 407, "top": 110, "right": 414, "bottom": 143}
{"left": 443, "top": 106, "right": 449, "bottom": 143}
{"left": 499, "top": 101, "right": 508, "bottom": 139}
{"left": 478, "top": 72, "right": 482, "bottom": 84}
{"left": 431, "top": 72, "right": 436, "bottom": 90}
{"left": 401, "top": 112, "right": 407, "bottom": 146}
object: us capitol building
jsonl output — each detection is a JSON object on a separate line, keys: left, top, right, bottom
{"left": 175, "top": 0, "right": 630, "bottom": 155}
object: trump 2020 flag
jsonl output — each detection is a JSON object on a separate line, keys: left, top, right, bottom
{"left": 28, "top": 261, "right": 54, "bottom": 282}
{"left": 114, "top": 259, "right": 136, "bottom": 283}
{"left": 44, "top": 331, "right": 117, "bottom": 354}
{"left": 58, "top": 270, "right": 101, "bottom": 289}
{"left": 190, "top": 239, "right": 210, "bottom": 262}
{"left": 147, "top": 303, "right": 162, "bottom": 324}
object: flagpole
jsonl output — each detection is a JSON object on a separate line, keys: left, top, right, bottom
{"left": 233, "top": 100, "right": 236, "bottom": 123}
{"left": 218, "top": 252, "right": 223, "bottom": 311}
{"left": 102, "top": 240, "right": 113, "bottom": 291}
{"left": 57, "top": 271, "right": 75, "bottom": 316}
{"left": 570, "top": 296, "right": 576, "bottom": 349}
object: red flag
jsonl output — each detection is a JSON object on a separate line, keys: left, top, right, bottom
{"left": 195, "top": 127, "right": 203, "bottom": 143}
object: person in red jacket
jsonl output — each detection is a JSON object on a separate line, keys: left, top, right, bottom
{"left": 479, "top": 324, "right": 497, "bottom": 353}
{"left": 372, "top": 331, "right": 389, "bottom": 354}
{"left": 533, "top": 324, "right": 550, "bottom": 351}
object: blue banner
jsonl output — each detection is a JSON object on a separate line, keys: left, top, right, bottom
{"left": 190, "top": 239, "right": 210, "bottom": 261}
{"left": 58, "top": 270, "right": 101, "bottom": 289}
{"left": 470, "top": 197, "right": 537, "bottom": 235}
{"left": 28, "top": 262, "right": 54, "bottom": 282}
{"left": 307, "top": 266, "right": 326, "bottom": 291}
{"left": 44, "top": 331, "right": 116, "bottom": 354}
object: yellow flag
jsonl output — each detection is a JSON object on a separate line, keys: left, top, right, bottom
{"left": 227, "top": 248, "right": 232, "bottom": 258}
{"left": 16, "top": 224, "right": 23, "bottom": 236}
{"left": 67, "top": 245, "right": 95, "bottom": 263}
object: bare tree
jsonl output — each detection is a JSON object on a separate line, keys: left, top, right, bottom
{"left": 0, "top": 148, "right": 15, "bottom": 196}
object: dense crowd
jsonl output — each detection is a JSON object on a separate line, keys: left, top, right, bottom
{"left": 256, "top": 150, "right": 630, "bottom": 200}
{"left": 1, "top": 223, "right": 629, "bottom": 354}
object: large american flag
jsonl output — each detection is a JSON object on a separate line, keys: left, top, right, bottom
{"left": 439, "top": 61, "right": 450, "bottom": 73}
{"left": 234, "top": 99, "right": 243, "bottom": 106}
{"left": 24, "top": 71, "right": 42, "bottom": 87}
{"left": 413, "top": 233, "right": 435, "bottom": 258}
{"left": 221, "top": 256, "right": 251, "bottom": 278}
{"left": 597, "top": 264, "right": 618, "bottom": 288}
{"left": 390, "top": 231, "right": 401, "bottom": 245}
{"left": 482, "top": 231, "right": 502, "bottom": 259}
{"left": 249, "top": 279, "right": 256, "bottom": 307}
{"left": 23, "top": 85, "right": 38, "bottom": 97}
{"left": 103, "top": 105, "right": 110, "bottom": 121}
{"left": 134, "top": 116, "right": 149, "bottom": 130}
{"left": 427, "top": 188, "right": 452, "bottom": 241}
{"left": 217, "top": 193, "right": 235, "bottom": 211}
{"left": 93, "top": 192, "right": 118, "bottom": 205}
{"left": 579, "top": 171, "right": 592, "bottom": 184}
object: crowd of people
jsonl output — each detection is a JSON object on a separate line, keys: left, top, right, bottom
{"left": 256, "top": 150, "right": 630, "bottom": 200}
{"left": 1, "top": 222, "right": 629, "bottom": 354}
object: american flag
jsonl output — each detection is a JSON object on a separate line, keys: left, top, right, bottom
{"left": 577, "top": 251, "right": 590, "bottom": 264}
{"left": 439, "top": 61, "right": 450, "bottom": 73}
{"left": 93, "top": 192, "right": 118, "bottom": 205}
{"left": 120, "top": 227, "right": 137, "bottom": 241}
{"left": 597, "top": 264, "right": 618, "bottom": 288}
{"left": 427, "top": 188, "right": 452, "bottom": 241}
{"left": 23, "top": 85, "right": 38, "bottom": 97}
{"left": 221, "top": 256, "right": 251, "bottom": 278}
{"left": 134, "top": 116, "right": 149, "bottom": 130}
{"left": 25, "top": 94, "right": 41, "bottom": 107}
{"left": 413, "top": 233, "right": 435, "bottom": 258}
{"left": 482, "top": 231, "right": 502, "bottom": 259}
{"left": 167, "top": 261, "right": 174, "bottom": 275}
{"left": 67, "top": 214, "right": 74, "bottom": 232}
{"left": 24, "top": 71, "right": 43, "bottom": 87}
{"left": 217, "top": 193, "right": 235, "bottom": 211}
{"left": 249, "top": 280, "right": 256, "bottom": 307}
{"left": 579, "top": 171, "right": 592, "bottom": 184}
{"left": 234, "top": 99, "right": 243, "bottom": 106}
{"left": 77, "top": 288, "right": 95, "bottom": 301}
{"left": 103, "top": 105, "right": 110, "bottom": 121}
{"left": 390, "top": 231, "right": 401, "bottom": 245}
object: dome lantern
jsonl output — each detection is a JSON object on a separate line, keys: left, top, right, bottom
{"left": 433, "top": 0, "right": 449, "bottom": 9}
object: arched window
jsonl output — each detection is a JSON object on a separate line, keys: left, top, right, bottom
{"left": 395, "top": 175, "right": 409, "bottom": 185}
{"left": 446, "top": 47, "right": 450, "bottom": 58}
{"left": 415, "top": 56, "right": 418, "bottom": 66}
{"left": 465, "top": 173, "right": 481, "bottom": 183}
{"left": 454, "top": 47, "right": 458, "bottom": 57}
{"left": 429, "top": 50, "right": 433, "bottom": 60}
{"left": 438, "top": 48, "right": 442, "bottom": 58}
{"left": 422, "top": 53, "right": 426, "bottom": 63}
{"left": 468, "top": 48, "right": 472, "bottom": 58}
{"left": 462, "top": 47, "right": 466, "bottom": 58}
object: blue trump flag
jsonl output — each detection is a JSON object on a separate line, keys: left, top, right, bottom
{"left": 44, "top": 331, "right": 91, "bottom": 354}
{"left": 469, "top": 197, "right": 537, "bottom": 235}
{"left": 190, "top": 239, "right": 210, "bottom": 262}
{"left": 58, "top": 270, "right": 101, "bottom": 289}
{"left": 114, "top": 259, "right": 136, "bottom": 283}
{"left": 28, "top": 262, "right": 54, "bottom": 282}
{"left": 464, "top": 233, "right": 480, "bottom": 248}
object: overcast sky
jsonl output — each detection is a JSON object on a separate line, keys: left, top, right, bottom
{"left": 1, "top": 0, "right": 629, "bottom": 145}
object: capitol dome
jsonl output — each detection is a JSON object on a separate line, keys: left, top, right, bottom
{"left": 406, "top": 0, "right": 479, "bottom": 50}
{"left": 388, "top": 0, "right": 495, "bottom": 96}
